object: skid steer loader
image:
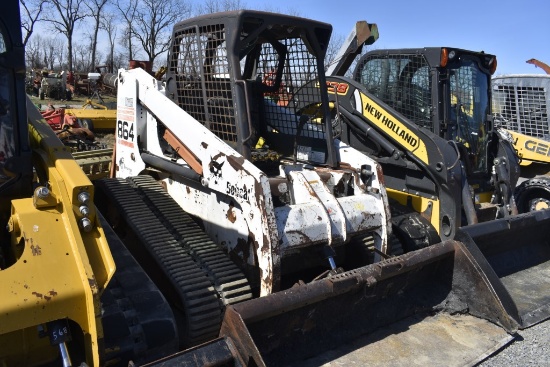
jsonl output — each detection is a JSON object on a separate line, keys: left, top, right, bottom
{"left": 301, "top": 42, "right": 550, "bottom": 330}
{"left": 0, "top": 2, "right": 117, "bottom": 365}
{"left": 92, "top": 10, "right": 541, "bottom": 366}
{"left": 492, "top": 74, "right": 550, "bottom": 211}
{"left": 0, "top": 2, "right": 187, "bottom": 366}
{"left": 0, "top": 3, "right": 544, "bottom": 365}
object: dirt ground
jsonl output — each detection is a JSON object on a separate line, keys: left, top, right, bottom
{"left": 29, "top": 92, "right": 117, "bottom": 111}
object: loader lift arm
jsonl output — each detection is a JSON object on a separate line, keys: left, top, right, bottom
{"left": 326, "top": 21, "right": 379, "bottom": 77}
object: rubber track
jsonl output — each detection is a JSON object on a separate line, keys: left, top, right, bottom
{"left": 96, "top": 176, "right": 252, "bottom": 346}
{"left": 99, "top": 212, "right": 178, "bottom": 364}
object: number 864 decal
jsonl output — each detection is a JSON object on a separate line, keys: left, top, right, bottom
{"left": 117, "top": 120, "right": 135, "bottom": 141}
{"left": 117, "top": 120, "right": 136, "bottom": 147}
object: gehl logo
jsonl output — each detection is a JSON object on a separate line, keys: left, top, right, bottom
{"left": 522, "top": 139, "right": 550, "bottom": 157}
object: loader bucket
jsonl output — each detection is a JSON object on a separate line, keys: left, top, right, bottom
{"left": 458, "top": 209, "right": 550, "bottom": 329}
{"left": 207, "top": 240, "right": 518, "bottom": 367}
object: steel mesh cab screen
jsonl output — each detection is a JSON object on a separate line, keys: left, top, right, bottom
{"left": 170, "top": 24, "right": 237, "bottom": 143}
{"left": 254, "top": 38, "right": 325, "bottom": 140}
{"left": 493, "top": 83, "right": 549, "bottom": 139}
{"left": 170, "top": 23, "right": 325, "bottom": 149}
{"left": 355, "top": 54, "right": 432, "bottom": 130}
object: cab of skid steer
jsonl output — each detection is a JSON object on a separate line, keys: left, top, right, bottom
{"left": 352, "top": 47, "right": 519, "bottom": 205}
{"left": 0, "top": 2, "right": 33, "bottom": 211}
{"left": 166, "top": 10, "right": 337, "bottom": 169}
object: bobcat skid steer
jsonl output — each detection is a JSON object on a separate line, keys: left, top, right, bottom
{"left": 92, "top": 11, "right": 524, "bottom": 366}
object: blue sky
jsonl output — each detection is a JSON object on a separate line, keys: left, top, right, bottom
{"left": 248, "top": 0, "right": 550, "bottom": 75}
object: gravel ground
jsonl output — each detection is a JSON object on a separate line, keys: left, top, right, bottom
{"left": 477, "top": 319, "right": 550, "bottom": 366}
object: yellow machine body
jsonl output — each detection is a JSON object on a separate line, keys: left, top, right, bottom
{"left": 0, "top": 99, "right": 115, "bottom": 366}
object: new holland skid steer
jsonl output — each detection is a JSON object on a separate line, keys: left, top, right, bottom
{"left": 309, "top": 39, "right": 550, "bottom": 330}
{"left": 2, "top": 2, "right": 550, "bottom": 365}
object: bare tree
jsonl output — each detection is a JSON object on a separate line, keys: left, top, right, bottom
{"left": 95, "top": 50, "right": 104, "bottom": 69}
{"left": 194, "top": 0, "right": 245, "bottom": 15}
{"left": 73, "top": 42, "right": 90, "bottom": 71}
{"left": 25, "top": 34, "right": 44, "bottom": 69}
{"left": 45, "top": 0, "right": 88, "bottom": 72}
{"left": 324, "top": 34, "right": 345, "bottom": 74}
{"left": 116, "top": 0, "right": 138, "bottom": 61}
{"left": 100, "top": 12, "right": 118, "bottom": 72}
{"left": 20, "top": 0, "right": 49, "bottom": 46}
{"left": 42, "top": 37, "right": 62, "bottom": 69}
{"left": 82, "top": 31, "right": 95, "bottom": 67}
{"left": 55, "top": 41, "right": 65, "bottom": 70}
{"left": 131, "top": 0, "right": 191, "bottom": 65}
{"left": 84, "top": 0, "right": 109, "bottom": 70}
{"left": 112, "top": 51, "right": 127, "bottom": 71}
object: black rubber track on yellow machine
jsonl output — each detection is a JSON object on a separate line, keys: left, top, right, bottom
{"left": 96, "top": 175, "right": 252, "bottom": 347}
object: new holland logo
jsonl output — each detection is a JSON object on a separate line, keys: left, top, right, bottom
{"left": 365, "top": 102, "right": 419, "bottom": 148}
{"left": 359, "top": 93, "right": 428, "bottom": 164}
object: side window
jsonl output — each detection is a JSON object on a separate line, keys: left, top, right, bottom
{"left": 357, "top": 58, "right": 402, "bottom": 101}
{"left": 170, "top": 26, "right": 237, "bottom": 143}
{"left": 408, "top": 65, "right": 431, "bottom": 129}
{"left": 357, "top": 56, "right": 432, "bottom": 130}
{"left": 449, "top": 61, "right": 490, "bottom": 174}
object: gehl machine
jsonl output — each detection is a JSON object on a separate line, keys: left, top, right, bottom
{"left": 492, "top": 73, "right": 550, "bottom": 212}
{"left": 2, "top": 3, "right": 550, "bottom": 367}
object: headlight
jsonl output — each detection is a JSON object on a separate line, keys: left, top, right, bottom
{"left": 495, "top": 127, "right": 513, "bottom": 144}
